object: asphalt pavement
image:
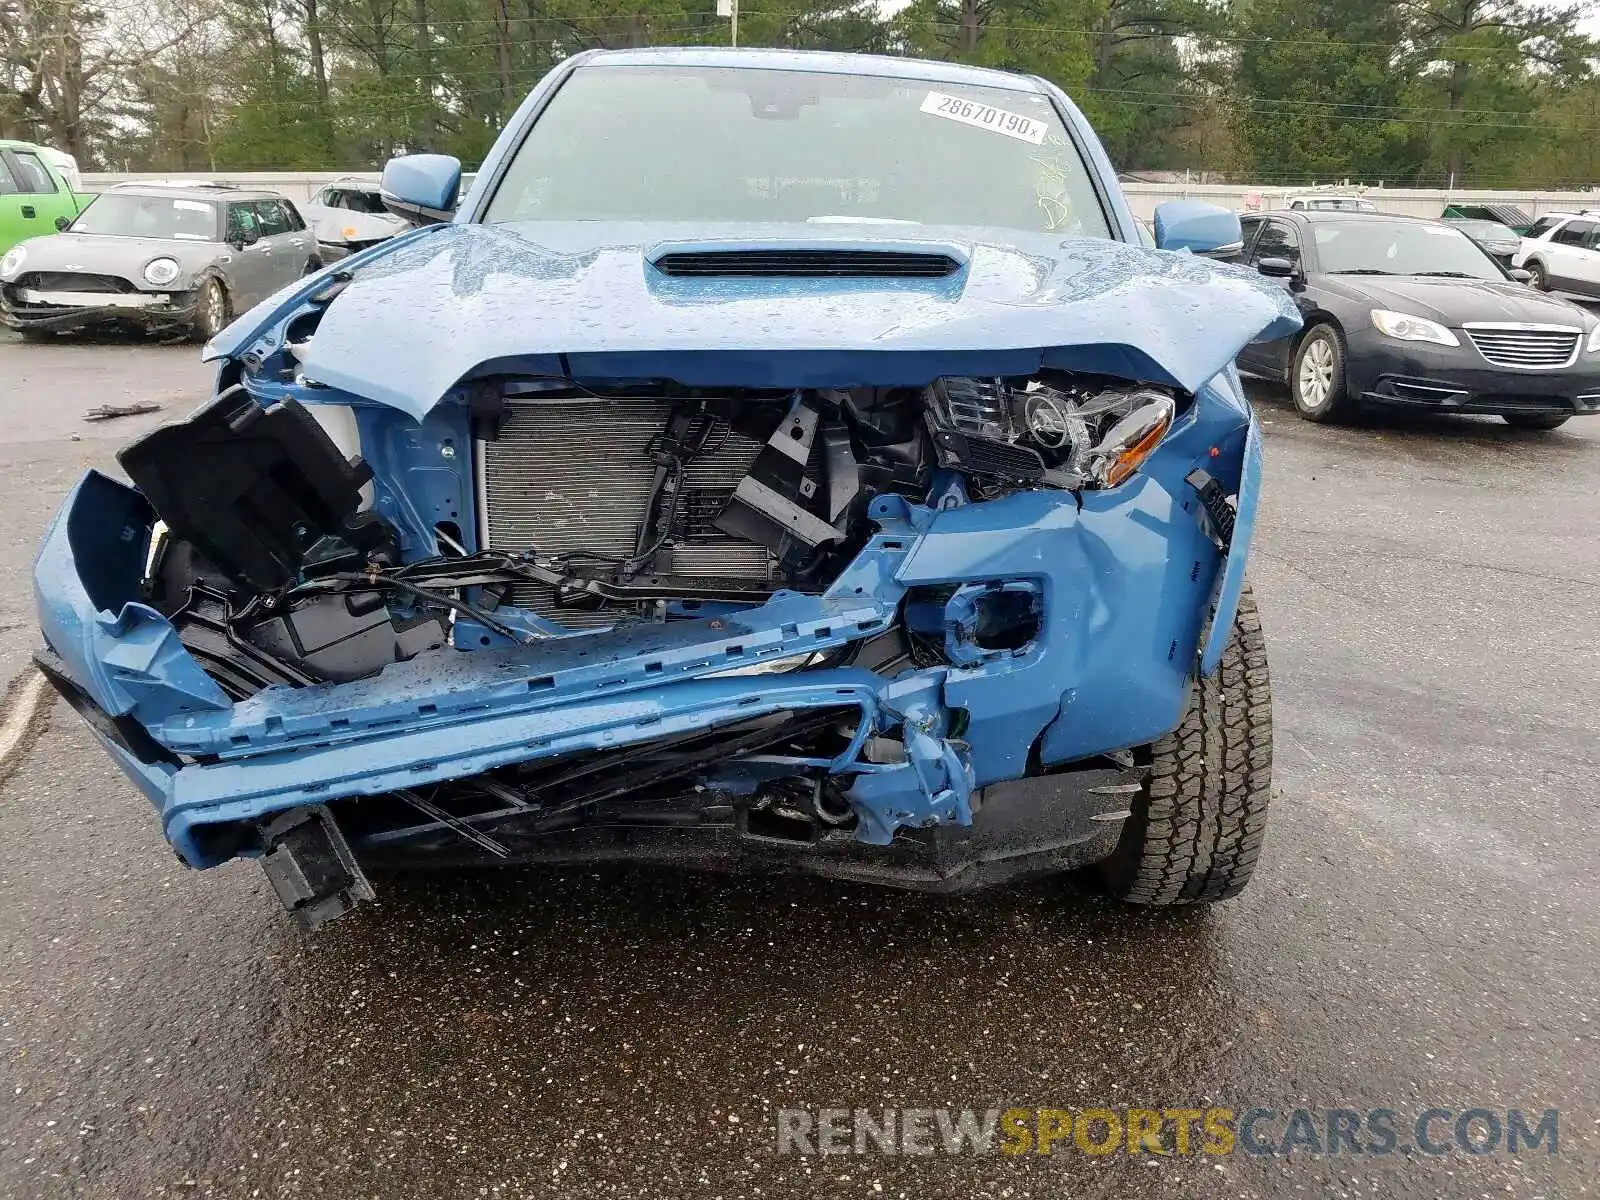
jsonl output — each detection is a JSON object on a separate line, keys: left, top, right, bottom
{"left": 1, "top": 330, "right": 1597, "bottom": 1198}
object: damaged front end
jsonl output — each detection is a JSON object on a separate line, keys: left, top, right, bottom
{"left": 34, "top": 237, "right": 1291, "bottom": 928}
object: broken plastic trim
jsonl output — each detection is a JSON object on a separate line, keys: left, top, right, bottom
{"left": 258, "top": 805, "right": 376, "bottom": 930}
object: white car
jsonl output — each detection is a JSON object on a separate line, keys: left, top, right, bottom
{"left": 37, "top": 146, "right": 82, "bottom": 192}
{"left": 1284, "top": 194, "right": 1376, "bottom": 214}
{"left": 301, "top": 179, "right": 410, "bottom": 260}
{"left": 1512, "top": 212, "right": 1600, "bottom": 299}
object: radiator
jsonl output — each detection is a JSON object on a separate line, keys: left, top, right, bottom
{"left": 477, "top": 398, "right": 773, "bottom": 627}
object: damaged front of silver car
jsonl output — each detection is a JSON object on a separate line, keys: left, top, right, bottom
{"left": 33, "top": 49, "right": 1299, "bottom": 928}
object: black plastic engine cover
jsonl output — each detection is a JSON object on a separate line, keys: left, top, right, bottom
{"left": 119, "top": 386, "right": 395, "bottom": 593}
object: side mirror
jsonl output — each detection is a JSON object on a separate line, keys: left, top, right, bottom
{"left": 1257, "top": 257, "right": 1298, "bottom": 279}
{"left": 380, "top": 153, "right": 462, "bottom": 226}
{"left": 1153, "top": 199, "right": 1244, "bottom": 259}
{"left": 231, "top": 227, "right": 260, "bottom": 250}
{"left": 1508, "top": 268, "right": 1533, "bottom": 283}
{"left": 54, "top": 215, "right": 71, "bottom": 232}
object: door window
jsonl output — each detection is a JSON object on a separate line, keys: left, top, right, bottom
{"left": 226, "top": 203, "right": 260, "bottom": 242}
{"left": 253, "top": 200, "right": 291, "bottom": 237}
{"left": 280, "top": 201, "right": 305, "bottom": 231}
{"left": 1238, "top": 216, "right": 1263, "bottom": 259}
{"left": 1551, "top": 220, "right": 1593, "bottom": 247}
{"left": 8, "top": 152, "right": 58, "bottom": 194}
{"left": 1249, "top": 220, "right": 1301, "bottom": 267}
{"left": 1525, "top": 216, "right": 1562, "bottom": 239}
{"left": 0, "top": 158, "right": 19, "bottom": 196}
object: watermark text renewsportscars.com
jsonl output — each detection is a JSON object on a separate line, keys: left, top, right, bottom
{"left": 774, "top": 1106, "right": 1561, "bottom": 1158}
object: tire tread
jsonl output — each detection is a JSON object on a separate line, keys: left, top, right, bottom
{"left": 1099, "top": 585, "right": 1273, "bottom": 905}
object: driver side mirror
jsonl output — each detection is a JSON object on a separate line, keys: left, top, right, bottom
{"left": 1508, "top": 268, "right": 1533, "bottom": 283}
{"left": 380, "top": 153, "right": 461, "bottom": 226}
{"left": 231, "top": 227, "right": 260, "bottom": 250}
{"left": 1153, "top": 199, "right": 1245, "bottom": 259}
{"left": 54, "top": 215, "right": 71, "bottom": 232}
{"left": 1256, "top": 257, "right": 1299, "bottom": 279}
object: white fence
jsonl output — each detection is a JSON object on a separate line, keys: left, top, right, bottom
{"left": 82, "top": 171, "right": 1598, "bottom": 221}
{"left": 1119, "top": 182, "right": 1597, "bottom": 222}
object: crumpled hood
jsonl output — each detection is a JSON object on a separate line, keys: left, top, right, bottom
{"left": 223, "top": 221, "right": 1301, "bottom": 419}
{"left": 10, "top": 232, "right": 219, "bottom": 287}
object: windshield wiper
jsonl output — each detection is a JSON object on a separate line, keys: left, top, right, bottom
{"left": 1328, "top": 268, "right": 1395, "bottom": 275}
{"left": 1412, "top": 271, "right": 1477, "bottom": 278}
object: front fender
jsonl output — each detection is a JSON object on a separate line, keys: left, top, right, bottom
{"left": 202, "top": 223, "right": 450, "bottom": 365}
{"left": 1200, "top": 414, "right": 1263, "bottom": 676}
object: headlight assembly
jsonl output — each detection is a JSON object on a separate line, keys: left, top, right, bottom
{"left": 928, "top": 377, "right": 1175, "bottom": 490}
{"left": 0, "top": 245, "right": 26, "bottom": 280}
{"left": 1370, "top": 309, "right": 1459, "bottom": 347}
{"left": 143, "top": 257, "right": 181, "bottom": 287}
{"left": 1586, "top": 324, "right": 1600, "bottom": 354}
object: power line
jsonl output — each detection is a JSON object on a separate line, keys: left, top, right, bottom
{"left": 38, "top": 3, "right": 1583, "bottom": 57}
{"left": 855, "top": 15, "right": 1583, "bottom": 55}
{"left": 1082, "top": 84, "right": 1552, "bottom": 120}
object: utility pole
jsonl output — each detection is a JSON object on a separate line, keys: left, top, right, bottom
{"left": 718, "top": 0, "right": 738, "bottom": 45}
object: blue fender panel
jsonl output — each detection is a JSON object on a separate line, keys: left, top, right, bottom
{"left": 33, "top": 471, "right": 231, "bottom": 726}
{"left": 1200, "top": 416, "right": 1263, "bottom": 676}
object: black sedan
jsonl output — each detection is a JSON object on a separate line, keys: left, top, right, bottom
{"left": 1236, "top": 211, "right": 1600, "bottom": 429}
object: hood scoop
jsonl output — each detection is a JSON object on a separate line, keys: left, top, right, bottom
{"left": 651, "top": 247, "right": 963, "bottom": 279}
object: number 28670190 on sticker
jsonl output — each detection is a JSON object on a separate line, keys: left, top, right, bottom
{"left": 919, "top": 92, "right": 1049, "bottom": 145}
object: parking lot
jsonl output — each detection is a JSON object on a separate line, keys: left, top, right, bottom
{"left": 1, "top": 330, "right": 1597, "bottom": 1198}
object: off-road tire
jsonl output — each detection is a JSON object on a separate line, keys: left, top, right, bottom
{"left": 1098, "top": 585, "right": 1273, "bottom": 905}
{"left": 1502, "top": 412, "right": 1569, "bottom": 431}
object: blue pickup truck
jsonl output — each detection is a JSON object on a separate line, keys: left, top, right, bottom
{"left": 33, "top": 48, "right": 1297, "bottom": 928}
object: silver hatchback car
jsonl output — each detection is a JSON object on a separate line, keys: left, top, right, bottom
{"left": 0, "top": 183, "right": 321, "bottom": 340}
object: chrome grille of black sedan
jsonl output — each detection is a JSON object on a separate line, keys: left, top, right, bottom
{"left": 1463, "top": 324, "right": 1581, "bottom": 370}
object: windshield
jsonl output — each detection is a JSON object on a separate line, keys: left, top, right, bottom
{"left": 1314, "top": 220, "right": 1503, "bottom": 280}
{"left": 71, "top": 194, "right": 219, "bottom": 241}
{"left": 483, "top": 65, "right": 1110, "bottom": 236}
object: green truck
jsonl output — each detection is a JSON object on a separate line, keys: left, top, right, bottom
{"left": 0, "top": 140, "right": 86, "bottom": 257}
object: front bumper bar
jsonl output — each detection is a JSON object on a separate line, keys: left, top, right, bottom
{"left": 34, "top": 386, "right": 1257, "bottom": 873}
{"left": 1344, "top": 328, "right": 1600, "bottom": 417}
{"left": 2, "top": 285, "right": 200, "bottom": 333}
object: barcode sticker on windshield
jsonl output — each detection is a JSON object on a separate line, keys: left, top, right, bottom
{"left": 921, "top": 92, "right": 1048, "bottom": 144}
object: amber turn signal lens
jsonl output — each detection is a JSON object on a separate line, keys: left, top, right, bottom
{"left": 1092, "top": 398, "right": 1175, "bottom": 487}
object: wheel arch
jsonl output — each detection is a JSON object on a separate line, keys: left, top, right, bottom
{"left": 1281, "top": 310, "right": 1345, "bottom": 382}
{"left": 193, "top": 266, "right": 229, "bottom": 294}
{"left": 189, "top": 271, "right": 233, "bottom": 342}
